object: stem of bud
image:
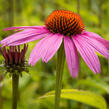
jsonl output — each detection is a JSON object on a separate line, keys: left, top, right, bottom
{"left": 12, "top": 74, "right": 19, "bottom": 109}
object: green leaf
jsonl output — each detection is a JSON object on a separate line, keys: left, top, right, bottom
{"left": 40, "top": 89, "right": 107, "bottom": 109}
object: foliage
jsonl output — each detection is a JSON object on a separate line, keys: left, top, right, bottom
{"left": 40, "top": 89, "right": 107, "bottom": 109}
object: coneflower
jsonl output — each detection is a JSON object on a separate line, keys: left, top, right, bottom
{"left": 0, "top": 45, "right": 28, "bottom": 75}
{"left": 0, "top": 44, "right": 28, "bottom": 109}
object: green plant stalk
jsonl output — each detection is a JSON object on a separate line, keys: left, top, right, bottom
{"left": 0, "top": 84, "right": 3, "bottom": 109}
{"left": 54, "top": 42, "right": 65, "bottom": 109}
{"left": 12, "top": 74, "right": 19, "bottom": 109}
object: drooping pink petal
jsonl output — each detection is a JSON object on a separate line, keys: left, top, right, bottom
{"left": 6, "top": 33, "right": 49, "bottom": 46}
{"left": 83, "top": 30, "right": 109, "bottom": 50}
{"left": 29, "top": 33, "right": 62, "bottom": 66}
{"left": 29, "top": 34, "right": 53, "bottom": 66}
{"left": 3, "top": 26, "right": 45, "bottom": 31}
{"left": 1, "top": 28, "right": 50, "bottom": 46}
{"left": 64, "top": 36, "right": 79, "bottom": 78}
{"left": 2, "top": 28, "right": 48, "bottom": 43}
{"left": 73, "top": 35, "right": 101, "bottom": 74}
{"left": 42, "top": 34, "right": 63, "bottom": 63}
{"left": 80, "top": 34, "right": 109, "bottom": 59}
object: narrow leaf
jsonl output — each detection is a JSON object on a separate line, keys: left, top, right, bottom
{"left": 40, "top": 89, "right": 107, "bottom": 109}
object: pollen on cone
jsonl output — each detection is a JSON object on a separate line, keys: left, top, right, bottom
{"left": 45, "top": 10, "right": 84, "bottom": 36}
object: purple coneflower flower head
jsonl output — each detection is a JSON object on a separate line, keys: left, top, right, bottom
{"left": 0, "top": 10, "right": 109, "bottom": 78}
{"left": 0, "top": 44, "right": 28, "bottom": 75}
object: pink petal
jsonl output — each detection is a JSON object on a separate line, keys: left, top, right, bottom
{"left": 73, "top": 36, "right": 101, "bottom": 74}
{"left": 80, "top": 34, "right": 109, "bottom": 59}
{"left": 42, "top": 34, "right": 63, "bottom": 63}
{"left": 29, "top": 33, "right": 62, "bottom": 66}
{"left": 28, "top": 35, "right": 52, "bottom": 66}
{"left": 83, "top": 30, "right": 109, "bottom": 50}
{"left": 6, "top": 33, "right": 49, "bottom": 46}
{"left": 1, "top": 28, "right": 49, "bottom": 46}
{"left": 3, "top": 26, "right": 45, "bottom": 31}
{"left": 64, "top": 36, "right": 79, "bottom": 78}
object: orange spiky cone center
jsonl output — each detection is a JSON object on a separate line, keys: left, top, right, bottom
{"left": 45, "top": 10, "right": 84, "bottom": 36}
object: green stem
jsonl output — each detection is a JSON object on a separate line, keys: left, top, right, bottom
{"left": 0, "top": 84, "right": 3, "bottom": 109}
{"left": 12, "top": 74, "right": 19, "bottom": 109}
{"left": 54, "top": 42, "right": 65, "bottom": 109}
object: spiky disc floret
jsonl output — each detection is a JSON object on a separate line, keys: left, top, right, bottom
{"left": 45, "top": 10, "right": 84, "bottom": 36}
{"left": 0, "top": 45, "right": 29, "bottom": 76}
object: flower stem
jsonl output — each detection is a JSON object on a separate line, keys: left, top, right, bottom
{"left": 55, "top": 42, "right": 65, "bottom": 109}
{"left": 12, "top": 74, "right": 19, "bottom": 109}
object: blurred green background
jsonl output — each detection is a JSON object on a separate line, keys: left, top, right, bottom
{"left": 0, "top": 0, "right": 109, "bottom": 109}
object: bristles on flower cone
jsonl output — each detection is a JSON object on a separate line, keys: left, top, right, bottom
{"left": 0, "top": 45, "right": 29, "bottom": 75}
{"left": 45, "top": 10, "right": 84, "bottom": 36}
